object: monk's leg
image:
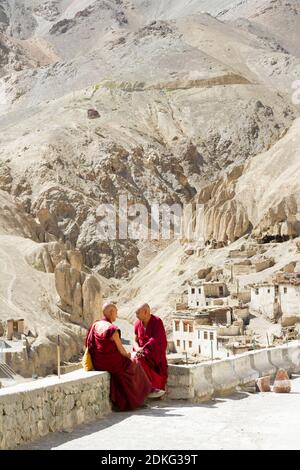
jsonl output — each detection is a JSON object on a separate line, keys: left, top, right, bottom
{"left": 135, "top": 356, "right": 166, "bottom": 390}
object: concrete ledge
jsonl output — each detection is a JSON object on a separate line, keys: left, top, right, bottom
{"left": 286, "top": 341, "right": 300, "bottom": 373}
{"left": 192, "top": 363, "right": 213, "bottom": 402}
{"left": 232, "top": 353, "right": 259, "bottom": 385}
{"left": 167, "top": 343, "right": 300, "bottom": 401}
{"left": 0, "top": 370, "right": 111, "bottom": 450}
{"left": 269, "top": 346, "right": 294, "bottom": 374}
{"left": 250, "top": 350, "right": 277, "bottom": 378}
{"left": 167, "top": 365, "right": 194, "bottom": 400}
{"left": 211, "top": 358, "right": 239, "bottom": 395}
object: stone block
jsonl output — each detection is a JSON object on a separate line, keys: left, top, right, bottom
{"left": 256, "top": 376, "right": 271, "bottom": 392}
{"left": 273, "top": 369, "right": 291, "bottom": 393}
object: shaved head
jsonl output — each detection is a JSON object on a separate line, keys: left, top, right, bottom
{"left": 135, "top": 303, "right": 151, "bottom": 323}
{"left": 136, "top": 303, "right": 150, "bottom": 314}
{"left": 103, "top": 302, "right": 117, "bottom": 322}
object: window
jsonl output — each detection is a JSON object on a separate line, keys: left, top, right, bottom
{"left": 198, "top": 330, "right": 201, "bottom": 339}
{"left": 210, "top": 332, "right": 214, "bottom": 341}
{"left": 189, "top": 324, "right": 194, "bottom": 333}
{"left": 284, "top": 287, "right": 288, "bottom": 294}
{"left": 219, "top": 286, "right": 224, "bottom": 296}
{"left": 204, "top": 331, "right": 208, "bottom": 340}
{"left": 191, "top": 288, "right": 195, "bottom": 294}
{"left": 183, "top": 341, "right": 186, "bottom": 351}
{"left": 198, "top": 345, "right": 201, "bottom": 354}
{"left": 13, "top": 321, "right": 18, "bottom": 332}
{"left": 255, "top": 288, "right": 259, "bottom": 295}
{"left": 183, "top": 323, "right": 188, "bottom": 332}
{"left": 189, "top": 341, "right": 192, "bottom": 348}
{"left": 196, "top": 301, "right": 199, "bottom": 306}
{"left": 175, "top": 321, "right": 180, "bottom": 331}
{"left": 176, "top": 340, "right": 180, "bottom": 347}
{"left": 267, "top": 289, "right": 270, "bottom": 294}
{"left": 198, "top": 288, "right": 201, "bottom": 294}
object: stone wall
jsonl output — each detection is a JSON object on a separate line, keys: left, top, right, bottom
{"left": 0, "top": 369, "right": 111, "bottom": 450}
{"left": 167, "top": 341, "right": 300, "bottom": 402}
{"left": 2, "top": 343, "right": 300, "bottom": 449}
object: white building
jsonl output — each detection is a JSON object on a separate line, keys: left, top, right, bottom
{"left": 195, "top": 325, "right": 228, "bottom": 359}
{"left": 250, "top": 276, "right": 300, "bottom": 322}
{"left": 188, "top": 281, "right": 229, "bottom": 309}
{"left": 172, "top": 313, "right": 230, "bottom": 359}
{"left": 173, "top": 315, "right": 198, "bottom": 355}
{"left": 278, "top": 281, "right": 300, "bottom": 321}
{"left": 250, "top": 284, "right": 278, "bottom": 319}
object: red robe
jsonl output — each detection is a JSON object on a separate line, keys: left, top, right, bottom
{"left": 85, "top": 320, "right": 151, "bottom": 411}
{"left": 133, "top": 315, "right": 168, "bottom": 390}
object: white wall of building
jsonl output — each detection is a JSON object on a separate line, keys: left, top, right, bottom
{"left": 173, "top": 319, "right": 198, "bottom": 355}
{"left": 279, "top": 284, "right": 300, "bottom": 316}
{"left": 196, "top": 327, "right": 227, "bottom": 359}
{"left": 188, "top": 285, "right": 207, "bottom": 308}
{"left": 172, "top": 320, "right": 228, "bottom": 358}
{"left": 250, "top": 286, "right": 277, "bottom": 319}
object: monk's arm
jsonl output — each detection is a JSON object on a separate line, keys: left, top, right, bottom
{"left": 133, "top": 335, "right": 143, "bottom": 353}
{"left": 112, "top": 331, "right": 131, "bottom": 358}
{"left": 141, "top": 321, "right": 167, "bottom": 362}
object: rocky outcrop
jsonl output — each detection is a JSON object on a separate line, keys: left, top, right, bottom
{"left": 193, "top": 118, "right": 300, "bottom": 245}
{"left": 197, "top": 165, "right": 251, "bottom": 244}
{"left": 55, "top": 260, "right": 102, "bottom": 328}
{"left": 26, "top": 241, "right": 83, "bottom": 274}
{"left": 87, "top": 109, "right": 100, "bottom": 119}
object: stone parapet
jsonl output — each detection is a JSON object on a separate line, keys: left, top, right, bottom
{"left": 0, "top": 369, "right": 111, "bottom": 450}
{"left": 167, "top": 341, "right": 300, "bottom": 402}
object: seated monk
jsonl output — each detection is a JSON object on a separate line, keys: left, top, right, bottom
{"left": 132, "top": 304, "right": 168, "bottom": 398}
{"left": 85, "top": 302, "right": 151, "bottom": 411}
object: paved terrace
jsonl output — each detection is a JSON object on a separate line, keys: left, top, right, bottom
{"left": 22, "top": 375, "right": 300, "bottom": 450}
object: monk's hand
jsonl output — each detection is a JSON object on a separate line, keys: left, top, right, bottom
{"left": 136, "top": 349, "right": 145, "bottom": 358}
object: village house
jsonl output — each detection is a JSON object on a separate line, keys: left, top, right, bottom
{"left": 249, "top": 273, "right": 300, "bottom": 323}
{"left": 172, "top": 305, "right": 233, "bottom": 358}
{"left": 195, "top": 325, "right": 228, "bottom": 359}
{"left": 249, "top": 283, "right": 279, "bottom": 320}
{"left": 188, "top": 281, "right": 229, "bottom": 309}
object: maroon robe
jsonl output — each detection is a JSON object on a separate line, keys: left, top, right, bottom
{"left": 133, "top": 315, "right": 168, "bottom": 390}
{"left": 85, "top": 319, "right": 151, "bottom": 411}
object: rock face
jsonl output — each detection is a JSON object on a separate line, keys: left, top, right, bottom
{"left": 0, "top": 0, "right": 299, "bottom": 277}
{"left": 55, "top": 259, "right": 102, "bottom": 328}
{"left": 194, "top": 119, "right": 300, "bottom": 245}
{"left": 197, "top": 165, "right": 251, "bottom": 244}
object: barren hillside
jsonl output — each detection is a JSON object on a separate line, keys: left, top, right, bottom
{"left": 0, "top": 0, "right": 299, "bottom": 373}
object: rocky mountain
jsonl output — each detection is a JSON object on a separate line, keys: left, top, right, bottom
{"left": 0, "top": 0, "right": 299, "bottom": 372}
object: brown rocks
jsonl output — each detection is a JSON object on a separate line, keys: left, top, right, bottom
{"left": 197, "top": 165, "right": 251, "bottom": 245}
{"left": 273, "top": 369, "right": 291, "bottom": 393}
{"left": 197, "top": 266, "right": 212, "bottom": 279}
{"left": 256, "top": 376, "right": 271, "bottom": 392}
{"left": 55, "top": 259, "right": 102, "bottom": 327}
{"left": 87, "top": 109, "right": 100, "bottom": 119}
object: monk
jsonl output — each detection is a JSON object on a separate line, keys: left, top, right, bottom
{"left": 132, "top": 304, "right": 168, "bottom": 398}
{"left": 85, "top": 302, "right": 151, "bottom": 411}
